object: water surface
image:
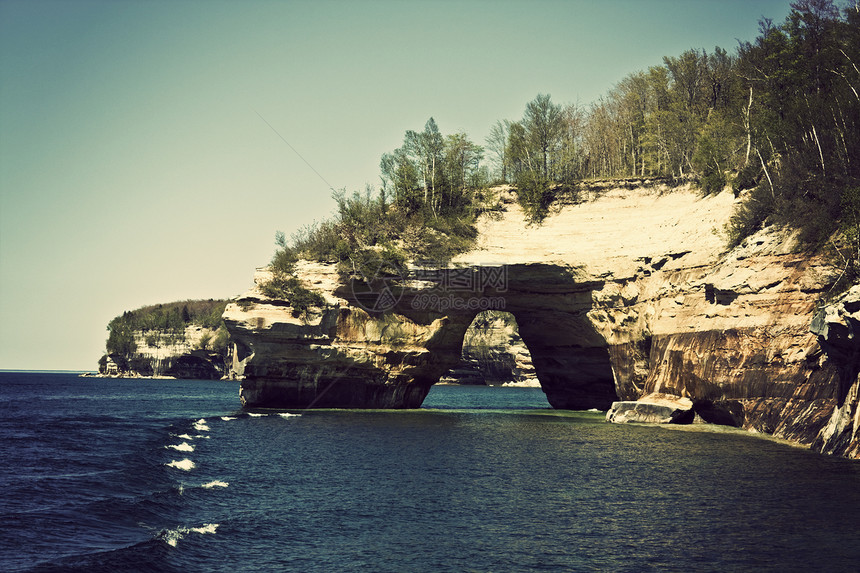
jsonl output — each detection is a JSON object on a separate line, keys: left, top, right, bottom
{"left": 1, "top": 373, "right": 858, "bottom": 572}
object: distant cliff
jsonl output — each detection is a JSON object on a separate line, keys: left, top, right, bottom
{"left": 223, "top": 183, "right": 858, "bottom": 458}
{"left": 99, "top": 300, "right": 230, "bottom": 379}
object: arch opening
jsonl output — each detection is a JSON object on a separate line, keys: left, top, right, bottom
{"left": 439, "top": 310, "right": 540, "bottom": 389}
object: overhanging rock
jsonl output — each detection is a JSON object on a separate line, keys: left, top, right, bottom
{"left": 224, "top": 261, "right": 617, "bottom": 410}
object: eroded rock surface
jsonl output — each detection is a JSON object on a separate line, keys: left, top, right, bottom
{"left": 810, "top": 286, "right": 860, "bottom": 458}
{"left": 225, "top": 262, "right": 614, "bottom": 409}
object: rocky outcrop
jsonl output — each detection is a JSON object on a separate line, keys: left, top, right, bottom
{"left": 606, "top": 393, "right": 695, "bottom": 424}
{"left": 100, "top": 325, "right": 227, "bottom": 379}
{"left": 597, "top": 225, "right": 845, "bottom": 453}
{"left": 224, "top": 184, "right": 859, "bottom": 458}
{"left": 809, "top": 286, "right": 860, "bottom": 458}
{"left": 225, "top": 262, "right": 612, "bottom": 409}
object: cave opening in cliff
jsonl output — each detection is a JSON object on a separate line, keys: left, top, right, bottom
{"left": 442, "top": 310, "right": 541, "bottom": 392}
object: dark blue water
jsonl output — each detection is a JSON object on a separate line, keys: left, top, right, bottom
{"left": 2, "top": 373, "right": 859, "bottom": 572}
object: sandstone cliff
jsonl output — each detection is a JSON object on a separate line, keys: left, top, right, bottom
{"left": 100, "top": 324, "right": 228, "bottom": 379}
{"left": 224, "top": 183, "right": 859, "bottom": 458}
{"left": 100, "top": 300, "right": 231, "bottom": 379}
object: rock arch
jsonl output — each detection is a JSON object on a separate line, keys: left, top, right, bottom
{"left": 225, "top": 262, "right": 618, "bottom": 410}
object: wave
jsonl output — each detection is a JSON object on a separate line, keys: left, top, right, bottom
{"left": 220, "top": 416, "right": 236, "bottom": 421}
{"left": 201, "top": 480, "right": 229, "bottom": 489}
{"left": 165, "top": 459, "right": 195, "bottom": 471}
{"left": 192, "top": 419, "right": 209, "bottom": 432}
{"left": 174, "top": 433, "right": 193, "bottom": 440}
{"left": 23, "top": 536, "right": 177, "bottom": 573}
{"left": 166, "top": 442, "right": 194, "bottom": 452}
{"left": 279, "top": 413, "right": 301, "bottom": 418}
{"left": 158, "top": 523, "right": 219, "bottom": 548}
{"left": 247, "top": 412, "right": 266, "bottom": 417}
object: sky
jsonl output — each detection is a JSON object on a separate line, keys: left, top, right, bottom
{"left": 0, "top": 0, "right": 795, "bottom": 371}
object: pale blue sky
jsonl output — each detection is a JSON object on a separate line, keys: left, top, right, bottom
{"left": 0, "top": 0, "right": 793, "bottom": 370}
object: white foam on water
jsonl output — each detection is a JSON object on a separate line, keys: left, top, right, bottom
{"left": 161, "top": 523, "right": 219, "bottom": 547}
{"left": 201, "top": 480, "right": 229, "bottom": 489}
{"left": 166, "top": 458, "right": 196, "bottom": 471}
{"left": 279, "top": 413, "right": 301, "bottom": 418}
{"left": 247, "top": 412, "right": 266, "bottom": 417}
{"left": 166, "top": 442, "right": 194, "bottom": 452}
{"left": 193, "top": 418, "right": 209, "bottom": 432}
{"left": 191, "top": 523, "right": 219, "bottom": 535}
{"left": 161, "top": 529, "right": 182, "bottom": 548}
{"left": 175, "top": 433, "right": 193, "bottom": 440}
{"left": 221, "top": 416, "right": 237, "bottom": 421}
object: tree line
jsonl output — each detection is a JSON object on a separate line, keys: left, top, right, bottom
{"left": 105, "top": 299, "right": 228, "bottom": 357}
{"left": 484, "top": 1, "right": 858, "bottom": 241}
{"left": 268, "top": 0, "right": 859, "bottom": 308}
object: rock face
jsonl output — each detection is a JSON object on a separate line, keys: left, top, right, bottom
{"left": 224, "top": 184, "right": 859, "bottom": 458}
{"left": 809, "top": 286, "right": 860, "bottom": 458}
{"left": 100, "top": 325, "right": 227, "bottom": 379}
{"left": 225, "top": 262, "right": 612, "bottom": 409}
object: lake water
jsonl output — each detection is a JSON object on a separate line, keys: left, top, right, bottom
{"left": 1, "top": 372, "right": 859, "bottom": 572}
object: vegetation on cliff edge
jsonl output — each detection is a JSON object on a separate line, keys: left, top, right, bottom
{"left": 266, "top": 0, "right": 859, "bottom": 298}
{"left": 105, "top": 299, "right": 229, "bottom": 359}
{"left": 263, "top": 118, "right": 490, "bottom": 307}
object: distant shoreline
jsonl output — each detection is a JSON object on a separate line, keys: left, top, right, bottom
{"left": 79, "top": 372, "right": 178, "bottom": 380}
{"left": 0, "top": 369, "right": 90, "bottom": 374}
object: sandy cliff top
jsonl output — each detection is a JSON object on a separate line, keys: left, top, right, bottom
{"left": 456, "top": 184, "right": 736, "bottom": 277}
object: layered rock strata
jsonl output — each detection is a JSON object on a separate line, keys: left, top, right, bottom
{"left": 100, "top": 325, "right": 226, "bottom": 379}
{"left": 224, "top": 262, "right": 612, "bottom": 409}
{"left": 224, "top": 184, "right": 859, "bottom": 458}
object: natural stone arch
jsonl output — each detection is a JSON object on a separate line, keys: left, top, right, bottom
{"left": 226, "top": 261, "right": 618, "bottom": 410}
{"left": 499, "top": 263, "right": 617, "bottom": 409}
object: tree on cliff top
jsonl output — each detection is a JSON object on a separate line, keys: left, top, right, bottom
{"left": 106, "top": 320, "right": 136, "bottom": 357}
{"left": 104, "top": 299, "right": 229, "bottom": 357}
{"left": 726, "top": 0, "right": 859, "bottom": 247}
{"left": 275, "top": 118, "right": 485, "bottom": 273}
{"left": 523, "top": 94, "right": 565, "bottom": 180}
